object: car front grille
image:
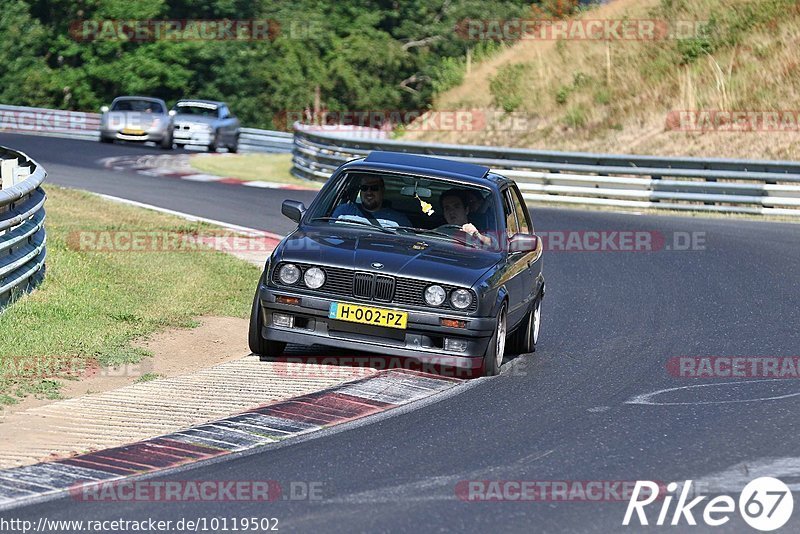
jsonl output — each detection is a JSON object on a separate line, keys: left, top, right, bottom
{"left": 271, "top": 263, "right": 477, "bottom": 312}
{"left": 353, "top": 272, "right": 375, "bottom": 299}
{"left": 374, "top": 275, "right": 395, "bottom": 302}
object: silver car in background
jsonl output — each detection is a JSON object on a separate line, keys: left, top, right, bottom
{"left": 99, "top": 96, "right": 174, "bottom": 149}
{"left": 171, "top": 100, "right": 240, "bottom": 152}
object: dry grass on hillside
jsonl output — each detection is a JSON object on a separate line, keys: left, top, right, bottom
{"left": 405, "top": 0, "right": 800, "bottom": 160}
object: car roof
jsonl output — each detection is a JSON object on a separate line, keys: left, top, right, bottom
{"left": 112, "top": 96, "right": 166, "bottom": 104}
{"left": 341, "top": 151, "right": 507, "bottom": 187}
{"left": 174, "top": 99, "right": 225, "bottom": 107}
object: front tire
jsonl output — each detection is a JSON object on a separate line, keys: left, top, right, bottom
{"left": 248, "top": 280, "right": 286, "bottom": 359}
{"left": 228, "top": 134, "right": 239, "bottom": 153}
{"left": 208, "top": 131, "right": 219, "bottom": 153}
{"left": 159, "top": 134, "right": 173, "bottom": 150}
{"left": 482, "top": 303, "right": 507, "bottom": 376}
{"left": 509, "top": 295, "right": 542, "bottom": 355}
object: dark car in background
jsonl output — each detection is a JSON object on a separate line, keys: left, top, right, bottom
{"left": 171, "top": 99, "right": 240, "bottom": 152}
{"left": 99, "top": 96, "right": 174, "bottom": 149}
{"left": 248, "top": 151, "right": 544, "bottom": 377}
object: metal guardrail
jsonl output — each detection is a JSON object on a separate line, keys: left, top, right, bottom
{"left": 238, "top": 128, "right": 293, "bottom": 154}
{"left": 4, "top": 102, "right": 800, "bottom": 216}
{"left": 0, "top": 104, "right": 100, "bottom": 141}
{"left": 0, "top": 146, "right": 46, "bottom": 307}
{"left": 0, "top": 104, "right": 293, "bottom": 152}
{"left": 291, "top": 127, "right": 800, "bottom": 217}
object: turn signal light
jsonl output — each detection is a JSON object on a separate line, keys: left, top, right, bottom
{"left": 276, "top": 296, "right": 301, "bottom": 305}
{"left": 441, "top": 318, "right": 467, "bottom": 328}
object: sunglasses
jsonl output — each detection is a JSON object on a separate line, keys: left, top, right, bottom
{"left": 359, "top": 184, "right": 382, "bottom": 192}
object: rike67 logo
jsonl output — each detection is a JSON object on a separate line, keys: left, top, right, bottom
{"left": 623, "top": 477, "right": 794, "bottom": 531}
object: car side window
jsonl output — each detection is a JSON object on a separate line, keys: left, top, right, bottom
{"left": 509, "top": 186, "right": 531, "bottom": 234}
{"left": 503, "top": 189, "right": 519, "bottom": 239}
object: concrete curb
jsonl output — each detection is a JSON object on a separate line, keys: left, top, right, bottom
{"left": 0, "top": 369, "right": 462, "bottom": 511}
{"left": 99, "top": 154, "right": 318, "bottom": 191}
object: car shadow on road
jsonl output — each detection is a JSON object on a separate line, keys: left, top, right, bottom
{"left": 258, "top": 343, "right": 484, "bottom": 380}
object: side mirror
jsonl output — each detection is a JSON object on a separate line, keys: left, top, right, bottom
{"left": 168, "top": 109, "right": 177, "bottom": 117}
{"left": 100, "top": 105, "right": 109, "bottom": 113}
{"left": 509, "top": 233, "right": 539, "bottom": 253}
{"left": 282, "top": 200, "right": 306, "bottom": 223}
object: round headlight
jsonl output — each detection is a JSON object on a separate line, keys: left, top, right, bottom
{"left": 450, "top": 289, "right": 473, "bottom": 309}
{"left": 424, "top": 285, "right": 446, "bottom": 306}
{"left": 304, "top": 267, "right": 325, "bottom": 289}
{"left": 278, "top": 263, "right": 301, "bottom": 285}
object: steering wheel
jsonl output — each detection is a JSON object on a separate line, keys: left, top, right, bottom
{"left": 438, "top": 224, "right": 463, "bottom": 231}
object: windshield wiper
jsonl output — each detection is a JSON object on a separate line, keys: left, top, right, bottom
{"left": 310, "top": 217, "right": 396, "bottom": 234}
{"left": 393, "top": 226, "right": 478, "bottom": 248}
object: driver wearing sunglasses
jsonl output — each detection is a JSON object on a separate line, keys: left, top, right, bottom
{"left": 332, "top": 176, "right": 411, "bottom": 227}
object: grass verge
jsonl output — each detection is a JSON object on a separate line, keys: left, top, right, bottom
{"left": 190, "top": 153, "right": 322, "bottom": 189}
{"left": 0, "top": 186, "right": 260, "bottom": 404}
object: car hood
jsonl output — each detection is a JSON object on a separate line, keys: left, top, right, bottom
{"left": 172, "top": 114, "right": 218, "bottom": 125}
{"left": 103, "top": 111, "right": 168, "bottom": 129}
{"left": 276, "top": 226, "right": 503, "bottom": 287}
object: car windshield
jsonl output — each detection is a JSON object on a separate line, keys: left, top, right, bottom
{"left": 173, "top": 103, "right": 219, "bottom": 117}
{"left": 111, "top": 99, "right": 164, "bottom": 113}
{"left": 308, "top": 172, "right": 500, "bottom": 250}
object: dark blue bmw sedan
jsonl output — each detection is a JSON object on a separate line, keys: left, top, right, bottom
{"left": 248, "top": 151, "right": 544, "bottom": 377}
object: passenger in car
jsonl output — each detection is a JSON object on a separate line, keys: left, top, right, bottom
{"left": 439, "top": 189, "right": 495, "bottom": 248}
{"left": 463, "top": 189, "right": 492, "bottom": 230}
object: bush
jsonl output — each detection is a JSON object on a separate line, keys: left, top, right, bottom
{"left": 432, "top": 56, "right": 465, "bottom": 95}
{"left": 677, "top": 36, "right": 715, "bottom": 64}
{"left": 593, "top": 88, "right": 611, "bottom": 105}
{"left": 555, "top": 85, "right": 571, "bottom": 105}
{"left": 489, "top": 63, "right": 530, "bottom": 112}
{"left": 564, "top": 105, "right": 588, "bottom": 128}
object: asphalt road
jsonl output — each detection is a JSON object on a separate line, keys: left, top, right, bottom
{"left": 2, "top": 133, "right": 800, "bottom": 532}
{"left": 0, "top": 133, "right": 316, "bottom": 235}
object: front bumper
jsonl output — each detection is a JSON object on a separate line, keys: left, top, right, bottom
{"left": 257, "top": 286, "right": 495, "bottom": 371}
{"left": 172, "top": 127, "right": 213, "bottom": 145}
{"left": 101, "top": 127, "right": 168, "bottom": 143}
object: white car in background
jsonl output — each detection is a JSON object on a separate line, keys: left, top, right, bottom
{"left": 171, "top": 99, "right": 241, "bottom": 152}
